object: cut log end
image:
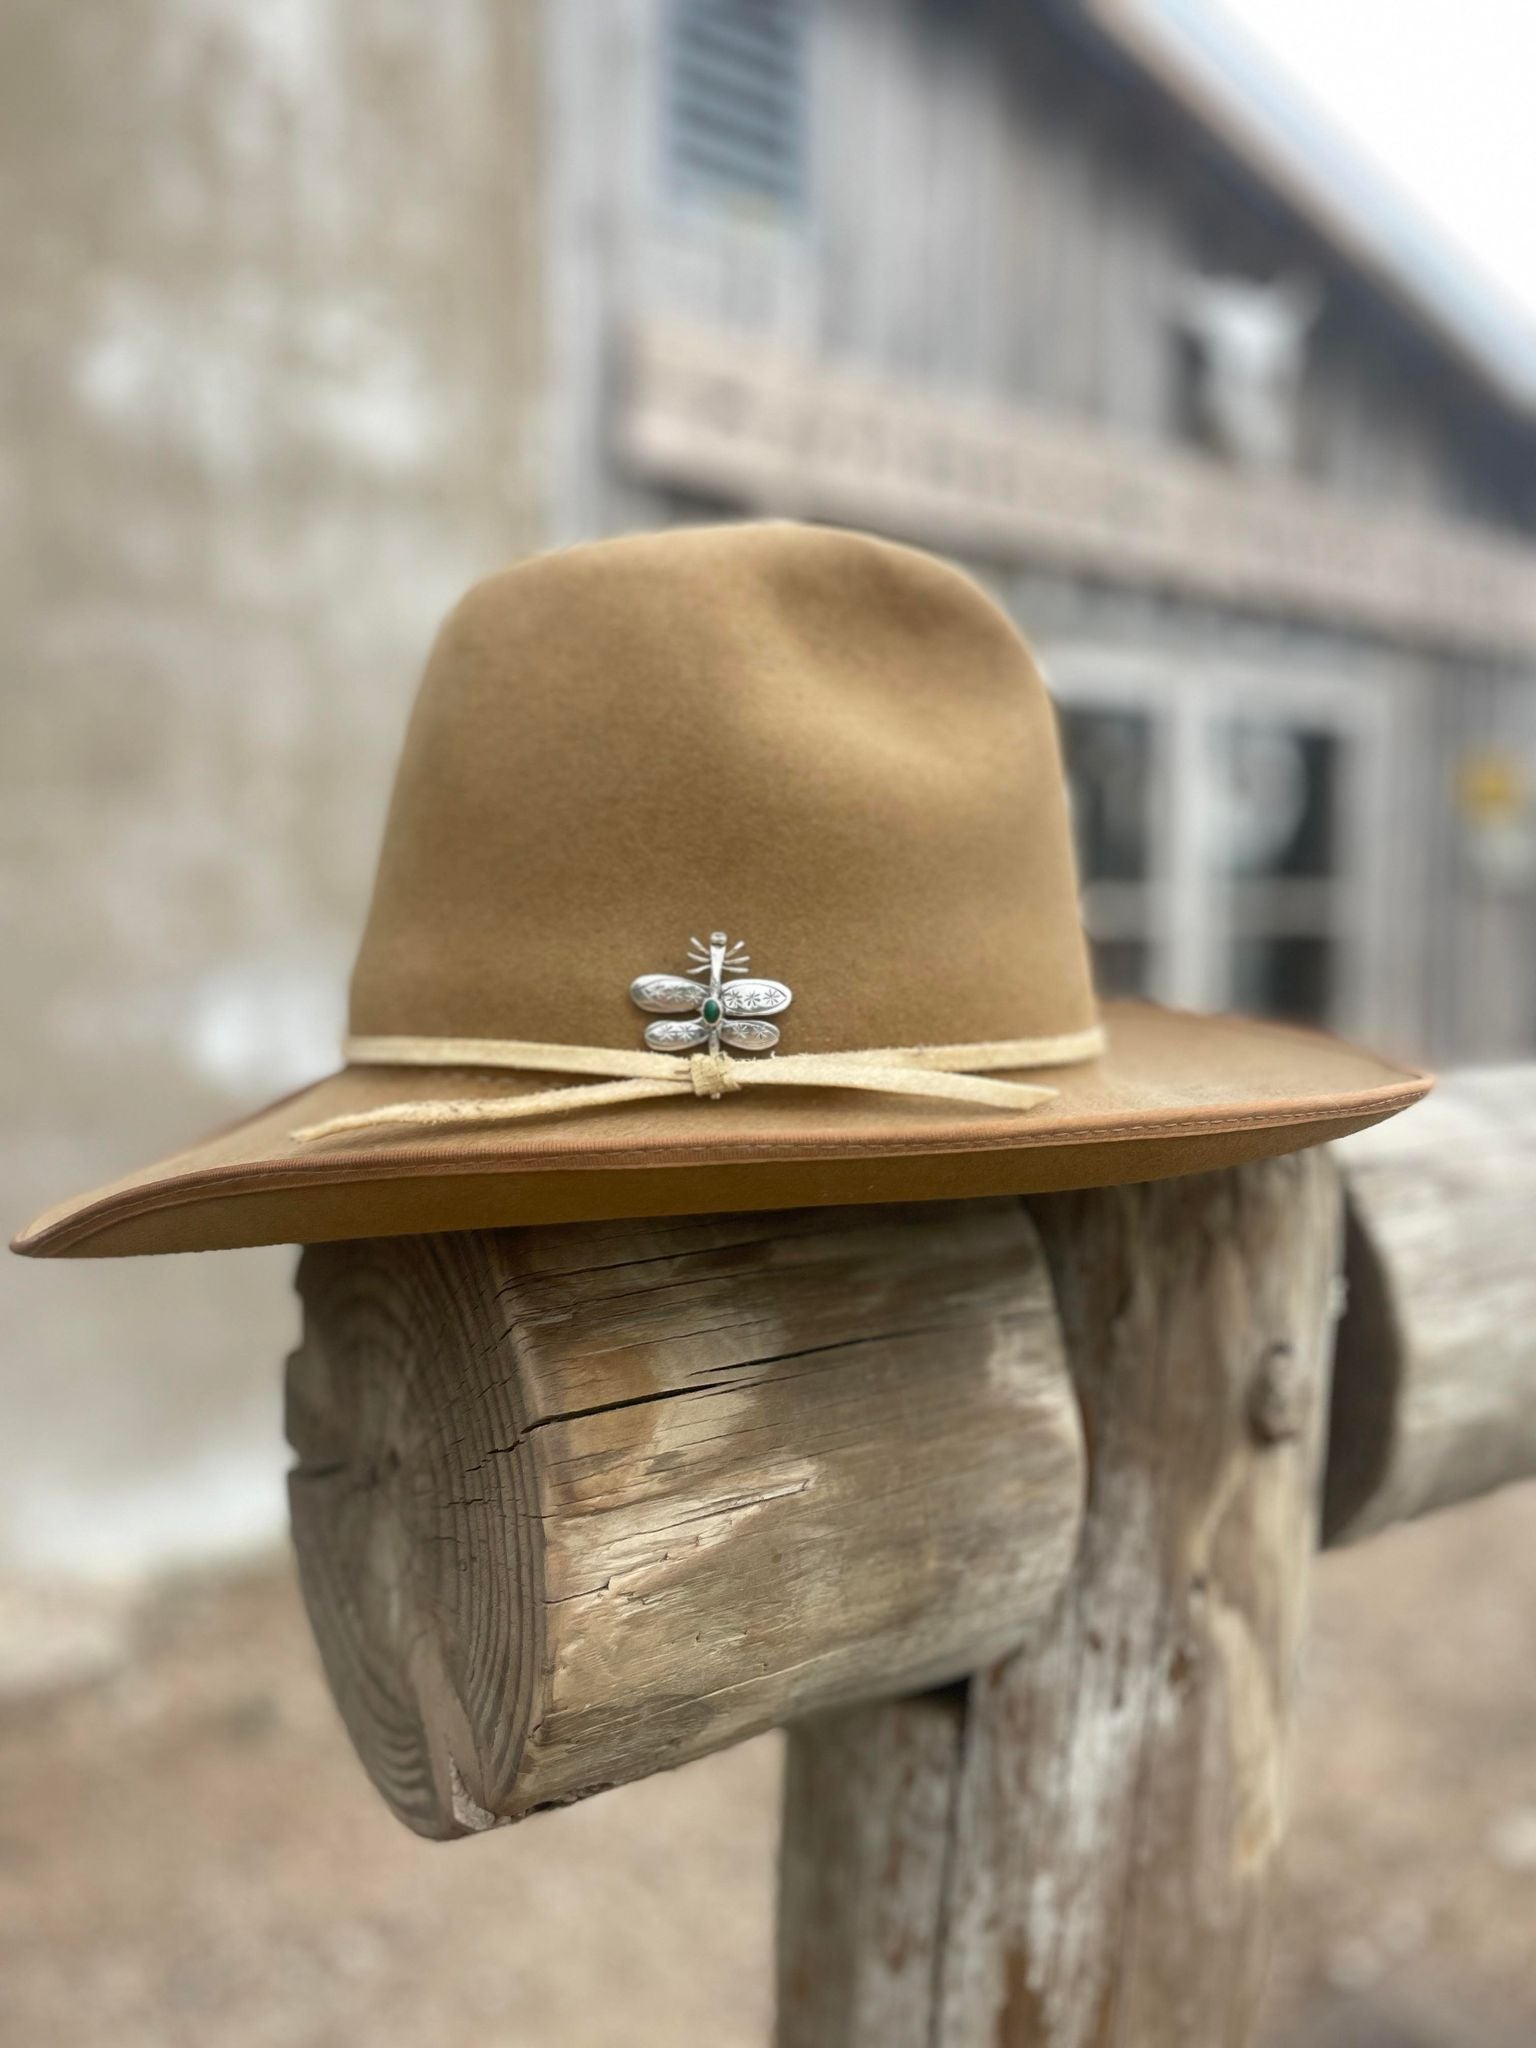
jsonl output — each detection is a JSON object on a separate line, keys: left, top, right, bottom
{"left": 1327, "top": 1068, "right": 1536, "bottom": 1544}
{"left": 287, "top": 1234, "right": 544, "bottom": 1839}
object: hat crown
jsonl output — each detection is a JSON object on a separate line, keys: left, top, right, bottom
{"left": 350, "top": 523, "right": 1096, "bottom": 1056}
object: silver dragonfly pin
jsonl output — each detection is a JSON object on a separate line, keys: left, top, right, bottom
{"left": 630, "top": 931, "right": 793, "bottom": 1058}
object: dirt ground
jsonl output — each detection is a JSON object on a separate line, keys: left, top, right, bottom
{"left": 3, "top": 1484, "right": 1535, "bottom": 2048}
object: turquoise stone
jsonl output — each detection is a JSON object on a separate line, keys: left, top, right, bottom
{"left": 702, "top": 997, "right": 722, "bottom": 1025}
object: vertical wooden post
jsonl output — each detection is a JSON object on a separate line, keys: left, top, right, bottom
{"left": 777, "top": 1152, "right": 1342, "bottom": 2048}
{"left": 777, "top": 1691, "right": 966, "bottom": 2048}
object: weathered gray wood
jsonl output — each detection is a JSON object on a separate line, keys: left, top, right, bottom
{"left": 778, "top": 1692, "right": 965, "bottom": 2048}
{"left": 776, "top": 1154, "right": 1342, "bottom": 2048}
{"left": 286, "top": 1200, "right": 1084, "bottom": 1839}
{"left": 1327, "top": 1067, "right": 1536, "bottom": 1544}
{"left": 563, "top": 0, "right": 1521, "bottom": 548}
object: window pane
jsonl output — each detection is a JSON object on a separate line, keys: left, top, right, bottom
{"left": 1229, "top": 934, "right": 1334, "bottom": 1024}
{"left": 1209, "top": 715, "right": 1344, "bottom": 1024}
{"left": 1207, "top": 721, "right": 1338, "bottom": 881}
{"left": 1088, "top": 936, "right": 1153, "bottom": 1000}
{"left": 1059, "top": 707, "right": 1154, "bottom": 884}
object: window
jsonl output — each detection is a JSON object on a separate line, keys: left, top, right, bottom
{"left": 1210, "top": 719, "right": 1341, "bottom": 1024}
{"left": 664, "top": 0, "right": 809, "bottom": 216}
{"left": 1057, "top": 706, "right": 1156, "bottom": 1000}
{"left": 1054, "top": 651, "right": 1393, "bottom": 1038}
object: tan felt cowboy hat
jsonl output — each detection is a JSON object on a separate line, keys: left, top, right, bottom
{"left": 14, "top": 522, "right": 1429, "bottom": 1259}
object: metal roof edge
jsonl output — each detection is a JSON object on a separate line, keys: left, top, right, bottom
{"left": 1078, "top": 0, "right": 1536, "bottom": 417}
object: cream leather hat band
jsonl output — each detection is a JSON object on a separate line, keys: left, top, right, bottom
{"left": 291, "top": 1025, "right": 1109, "bottom": 1143}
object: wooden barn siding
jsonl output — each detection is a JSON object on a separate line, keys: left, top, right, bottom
{"left": 543, "top": 0, "right": 1536, "bottom": 1061}
{"left": 550, "top": 0, "right": 1534, "bottom": 538}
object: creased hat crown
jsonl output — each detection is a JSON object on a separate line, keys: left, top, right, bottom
{"left": 350, "top": 522, "right": 1097, "bottom": 1056}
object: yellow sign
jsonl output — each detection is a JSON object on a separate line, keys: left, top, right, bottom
{"left": 1456, "top": 751, "right": 1528, "bottom": 826}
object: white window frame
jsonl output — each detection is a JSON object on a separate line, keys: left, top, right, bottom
{"left": 1043, "top": 642, "right": 1399, "bottom": 1042}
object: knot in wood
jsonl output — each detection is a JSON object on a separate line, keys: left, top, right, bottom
{"left": 1248, "top": 1340, "right": 1309, "bottom": 1445}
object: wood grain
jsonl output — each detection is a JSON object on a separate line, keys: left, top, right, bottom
{"left": 287, "top": 1201, "right": 1084, "bottom": 1838}
{"left": 776, "top": 1155, "right": 1342, "bottom": 2048}
{"left": 1328, "top": 1068, "right": 1536, "bottom": 1543}
{"left": 778, "top": 1693, "right": 965, "bottom": 2048}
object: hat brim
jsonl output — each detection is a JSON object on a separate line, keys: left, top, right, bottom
{"left": 13, "top": 1001, "right": 1429, "bottom": 1258}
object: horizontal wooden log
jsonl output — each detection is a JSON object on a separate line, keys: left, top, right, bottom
{"left": 285, "top": 1075, "right": 1536, "bottom": 1843}
{"left": 1326, "top": 1067, "right": 1536, "bottom": 1543}
{"left": 286, "top": 1202, "right": 1085, "bottom": 1839}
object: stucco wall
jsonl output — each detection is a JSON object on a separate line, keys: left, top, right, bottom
{"left": 1, "top": 0, "right": 545, "bottom": 1574}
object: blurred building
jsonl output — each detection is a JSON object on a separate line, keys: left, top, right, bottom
{"left": 561, "top": 0, "right": 1536, "bottom": 1064}
{"left": 4, "top": 0, "right": 1536, "bottom": 1577}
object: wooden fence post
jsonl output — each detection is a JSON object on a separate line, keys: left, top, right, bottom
{"left": 777, "top": 1151, "right": 1342, "bottom": 2048}
{"left": 281, "top": 1081, "right": 1536, "bottom": 2048}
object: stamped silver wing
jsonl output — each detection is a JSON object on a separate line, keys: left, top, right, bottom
{"left": 644, "top": 1017, "right": 712, "bottom": 1051}
{"left": 719, "top": 1018, "right": 780, "bottom": 1052}
{"left": 631, "top": 974, "right": 707, "bottom": 1015}
{"left": 720, "top": 978, "right": 793, "bottom": 1018}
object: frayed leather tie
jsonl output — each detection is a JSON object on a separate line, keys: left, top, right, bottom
{"left": 289, "top": 1027, "right": 1107, "bottom": 1144}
